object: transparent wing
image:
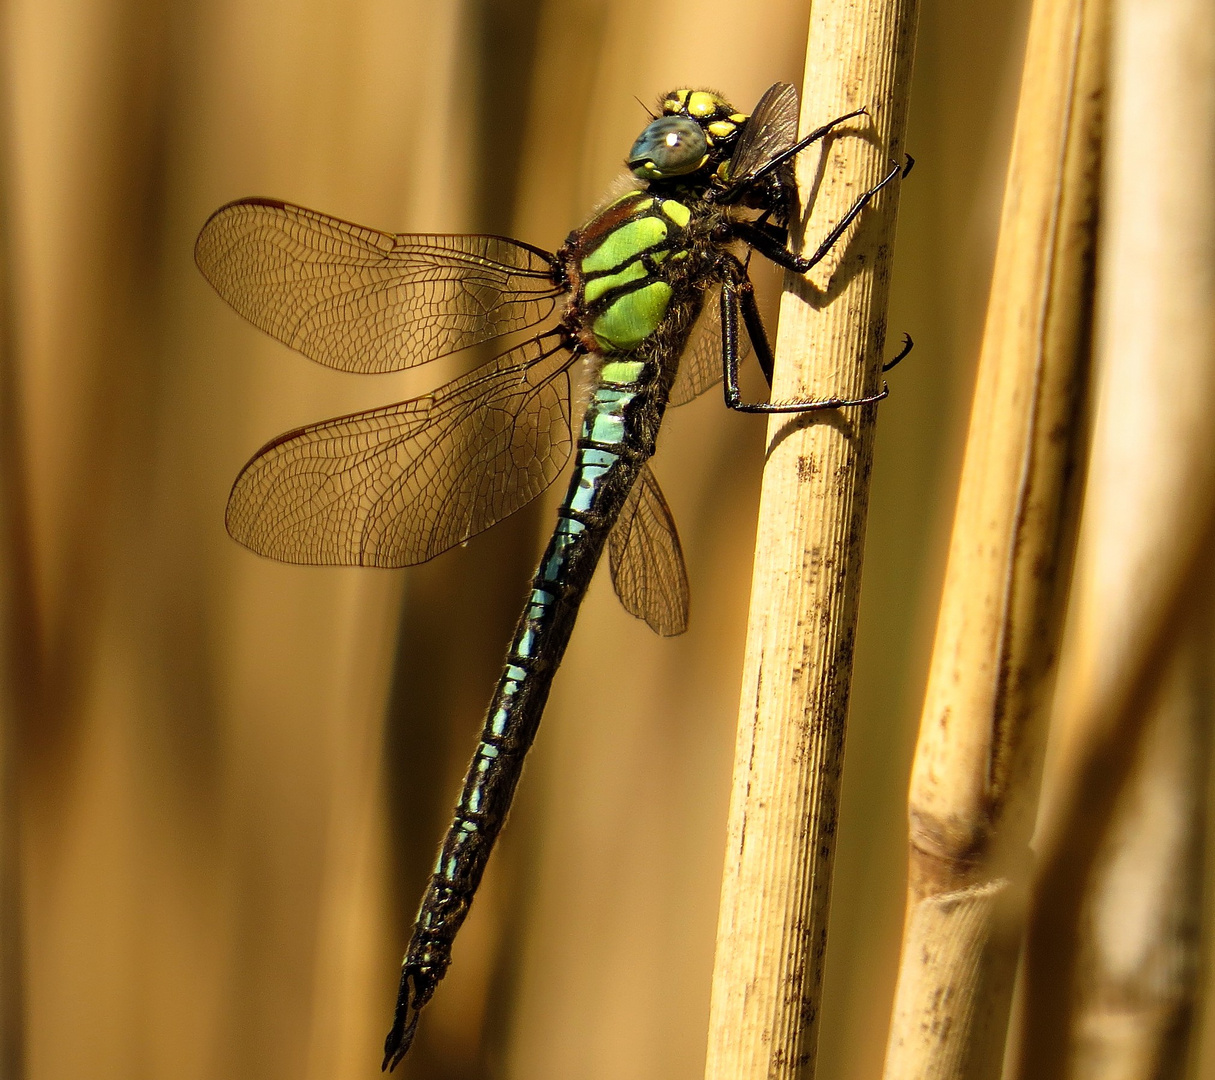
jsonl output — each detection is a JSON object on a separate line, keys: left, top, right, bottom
{"left": 226, "top": 332, "right": 576, "bottom": 566}
{"left": 196, "top": 198, "right": 564, "bottom": 373}
{"left": 669, "top": 287, "right": 750, "bottom": 407}
{"left": 727, "top": 82, "right": 800, "bottom": 184}
{"left": 608, "top": 463, "right": 689, "bottom": 636}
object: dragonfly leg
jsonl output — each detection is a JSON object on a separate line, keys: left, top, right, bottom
{"left": 736, "top": 107, "right": 869, "bottom": 188}
{"left": 720, "top": 278, "right": 888, "bottom": 414}
{"left": 744, "top": 214, "right": 789, "bottom": 248}
{"left": 737, "top": 157, "right": 905, "bottom": 275}
{"left": 734, "top": 276, "right": 775, "bottom": 387}
{"left": 883, "top": 332, "right": 914, "bottom": 372}
{"left": 740, "top": 209, "right": 785, "bottom": 276}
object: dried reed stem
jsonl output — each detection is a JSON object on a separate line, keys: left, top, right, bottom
{"left": 1011, "top": 544, "right": 1215, "bottom": 1080}
{"left": 1009, "top": 0, "right": 1215, "bottom": 1067}
{"left": 0, "top": 24, "right": 27, "bottom": 1075}
{"left": 880, "top": 0, "right": 1106, "bottom": 1074}
{"left": 1067, "top": 596, "right": 1211, "bottom": 1080}
{"left": 703, "top": 1, "right": 918, "bottom": 1076}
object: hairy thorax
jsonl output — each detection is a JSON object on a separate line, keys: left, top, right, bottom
{"left": 558, "top": 187, "right": 729, "bottom": 367}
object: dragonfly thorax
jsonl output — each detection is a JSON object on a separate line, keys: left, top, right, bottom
{"left": 560, "top": 187, "right": 721, "bottom": 358}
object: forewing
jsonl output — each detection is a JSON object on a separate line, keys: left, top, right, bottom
{"left": 669, "top": 287, "right": 750, "bottom": 407}
{"left": 196, "top": 198, "right": 563, "bottom": 373}
{"left": 727, "top": 82, "right": 800, "bottom": 183}
{"left": 226, "top": 333, "right": 577, "bottom": 566}
{"left": 608, "top": 464, "right": 689, "bottom": 636}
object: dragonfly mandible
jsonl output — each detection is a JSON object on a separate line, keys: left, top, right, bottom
{"left": 195, "top": 82, "right": 909, "bottom": 1069}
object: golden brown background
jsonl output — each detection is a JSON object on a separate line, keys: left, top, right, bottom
{"left": 0, "top": 0, "right": 1091, "bottom": 1077}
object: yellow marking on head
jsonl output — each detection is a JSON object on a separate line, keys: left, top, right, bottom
{"left": 687, "top": 91, "right": 723, "bottom": 118}
{"left": 707, "top": 120, "right": 737, "bottom": 138}
{"left": 663, "top": 89, "right": 691, "bottom": 114}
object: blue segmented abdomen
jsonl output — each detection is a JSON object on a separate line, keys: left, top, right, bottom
{"left": 447, "top": 382, "right": 637, "bottom": 821}
{"left": 398, "top": 367, "right": 648, "bottom": 1014}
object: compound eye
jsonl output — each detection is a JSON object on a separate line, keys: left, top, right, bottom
{"left": 627, "top": 117, "right": 708, "bottom": 179}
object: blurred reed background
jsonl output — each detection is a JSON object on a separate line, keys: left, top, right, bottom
{"left": 5, "top": 0, "right": 1209, "bottom": 1079}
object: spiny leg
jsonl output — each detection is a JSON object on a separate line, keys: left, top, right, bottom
{"left": 883, "top": 332, "right": 914, "bottom": 372}
{"left": 719, "top": 279, "right": 887, "bottom": 414}
{"left": 735, "top": 157, "right": 906, "bottom": 275}
{"left": 735, "top": 274, "right": 774, "bottom": 387}
{"left": 740, "top": 212, "right": 788, "bottom": 250}
{"left": 738, "top": 107, "right": 869, "bottom": 188}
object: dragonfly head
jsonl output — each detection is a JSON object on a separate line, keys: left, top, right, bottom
{"left": 627, "top": 88, "right": 748, "bottom": 182}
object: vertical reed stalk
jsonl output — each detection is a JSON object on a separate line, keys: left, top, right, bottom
{"left": 0, "top": 10, "right": 28, "bottom": 1072}
{"left": 1067, "top": 597, "right": 1211, "bottom": 1080}
{"left": 703, "top": 1, "right": 918, "bottom": 1076}
{"left": 1012, "top": 0, "right": 1215, "bottom": 1068}
{"left": 880, "top": 0, "right": 1105, "bottom": 1074}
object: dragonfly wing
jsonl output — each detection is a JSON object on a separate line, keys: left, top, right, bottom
{"left": 726, "top": 82, "right": 800, "bottom": 184}
{"left": 226, "top": 332, "right": 577, "bottom": 566}
{"left": 669, "top": 286, "right": 750, "bottom": 407}
{"left": 608, "top": 463, "right": 689, "bottom": 636}
{"left": 196, "top": 198, "right": 563, "bottom": 373}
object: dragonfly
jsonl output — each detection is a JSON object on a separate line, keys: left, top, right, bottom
{"left": 195, "top": 82, "right": 910, "bottom": 1068}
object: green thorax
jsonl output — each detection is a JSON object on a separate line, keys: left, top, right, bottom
{"left": 567, "top": 188, "right": 708, "bottom": 354}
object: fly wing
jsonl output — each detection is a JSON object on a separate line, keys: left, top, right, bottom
{"left": 226, "top": 332, "right": 576, "bottom": 566}
{"left": 608, "top": 463, "right": 689, "bottom": 636}
{"left": 726, "top": 82, "right": 800, "bottom": 184}
{"left": 669, "top": 286, "right": 750, "bottom": 407}
{"left": 196, "top": 198, "right": 563, "bottom": 373}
